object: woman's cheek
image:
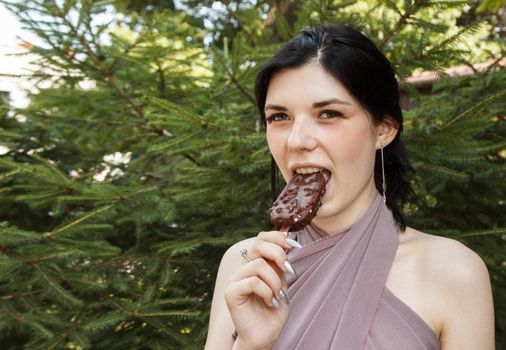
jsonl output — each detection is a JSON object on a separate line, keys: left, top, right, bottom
{"left": 266, "top": 129, "right": 287, "bottom": 174}
{"left": 330, "top": 128, "right": 365, "bottom": 159}
{"left": 332, "top": 128, "right": 376, "bottom": 175}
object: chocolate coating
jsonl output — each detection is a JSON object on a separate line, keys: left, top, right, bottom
{"left": 269, "top": 171, "right": 328, "bottom": 231}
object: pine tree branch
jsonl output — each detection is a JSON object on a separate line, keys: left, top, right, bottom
{"left": 223, "top": 3, "right": 257, "bottom": 48}
{"left": 101, "top": 73, "right": 146, "bottom": 118}
{"left": 401, "top": 23, "right": 480, "bottom": 68}
{"left": 104, "top": 295, "right": 131, "bottom": 315}
{"left": 379, "top": 0, "right": 425, "bottom": 50}
{"left": 148, "top": 129, "right": 206, "bottom": 153}
{"left": 440, "top": 90, "right": 506, "bottom": 129}
{"left": 144, "top": 172, "right": 172, "bottom": 182}
{"left": 12, "top": 9, "right": 96, "bottom": 72}
{"left": 31, "top": 154, "right": 71, "bottom": 184}
{"left": 107, "top": 39, "right": 141, "bottom": 74}
{"left": 2, "top": 307, "right": 23, "bottom": 322}
{"left": 183, "top": 154, "right": 199, "bottom": 165}
{"left": 36, "top": 266, "right": 83, "bottom": 305}
{"left": 458, "top": 227, "right": 506, "bottom": 238}
{"left": 230, "top": 74, "right": 256, "bottom": 107}
{"left": 1, "top": 289, "right": 41, "bottom": 300}
{"left": 155, "top": 59, "right": 166, "bottom": 97}
{"left": 41, "top": 334, "right": 66, "bottom": 350}
{"left": 41, "top": 186, "right": 159, "bottom": 238}
{"left": 43, "top": 204, "right": 115, "bottom": 239}
{"left": 9, "top": 1, "right": 198, "bottom": 171}
{"left": 484, "top": 55, "right": 506, "bottom": 74}
{"left": 0, "top": 169, "right": 21, "bottom": 181}
{"left": 56, "top": 3, "right": 146, "bottom": 119}
{"left": 82, "top": 2, "right": 108, "bottom": 58}
{"left": 213, "top": 48, "right": 256, "bottom": 107}
{"left": 134, "top": 309, "right": 201, "bottom": 318}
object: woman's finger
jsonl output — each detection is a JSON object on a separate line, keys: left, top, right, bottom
{"left": 247, "top": 236, "right": 298, "bottom": 277}
{"left": 229, "top": 258, "right": 283, "bottom": 300}
{"left": 225, "top": 276, "right": 280, "bottom": 309}
{"left": 257, "top": 230, "right": 293, "bottom": 250}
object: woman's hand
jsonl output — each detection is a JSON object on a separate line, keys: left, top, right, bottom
{"left": 224, "top": 230, "right": 296, "bottom": 350}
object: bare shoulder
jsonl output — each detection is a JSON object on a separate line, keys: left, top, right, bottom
{"left": 402, "top": 227, "right": 495, "bottom": 349}
{"left": 402, "top": 227, "right": 489, "bottom": 284}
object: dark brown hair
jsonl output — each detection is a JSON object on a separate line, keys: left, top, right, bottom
{"left": 255, "top": 24, "right": 413, "bottom": 230}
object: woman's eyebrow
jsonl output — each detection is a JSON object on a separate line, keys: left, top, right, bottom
{"left": 313, "top": 98, "right": 351, "bottom": 108}
{"left": 265, "top": 98, "right": 351, "bottom": 112}
{"left": 264, "top": 104, "right": 288, "bottom": 112}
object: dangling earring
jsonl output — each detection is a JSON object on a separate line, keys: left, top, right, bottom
{"left": 380, "top": 142, "right": 387, "bottom": 203}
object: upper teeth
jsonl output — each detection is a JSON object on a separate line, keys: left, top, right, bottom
{"left": 294, "top": 167, "right": 322, "bottom": 174}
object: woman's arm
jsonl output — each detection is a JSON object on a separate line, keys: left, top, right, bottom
{"left": 432, "top": 238, "right": 495, "bottom": 349}
{"left": 205, "top": 231, "right": 290, "bottom": 350}
{"left": 205, "top": 239, "right": 254, "bottom": 350}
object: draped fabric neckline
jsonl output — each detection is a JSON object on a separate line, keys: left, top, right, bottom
{"left": 270, "top": 193, "right": 440, "bottom": 350}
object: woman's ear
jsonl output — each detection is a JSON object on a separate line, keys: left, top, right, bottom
{"left": 376, "top": 117, "right": 398, "bottom": 149}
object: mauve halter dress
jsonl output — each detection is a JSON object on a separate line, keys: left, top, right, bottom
{"left": 234, "top": 194, "right": 440, "bottom": 350}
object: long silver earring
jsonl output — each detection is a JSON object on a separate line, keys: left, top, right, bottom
{"left": 380, "top": 142, "right": 387, "bottom": 203}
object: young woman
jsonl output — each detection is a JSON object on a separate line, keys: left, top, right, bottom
{"left": 205, "top": 24, "right": 495, "bottom": 350}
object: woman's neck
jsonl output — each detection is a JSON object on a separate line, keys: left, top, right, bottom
{"left": 311, "top": 185, "right": 378, "bottom": 236}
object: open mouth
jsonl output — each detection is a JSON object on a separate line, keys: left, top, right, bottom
{"left": 292, "top": 168, "right": 332, "bottom": 201}
{"left": 293, "top": 167, "right": 331, "bottom": 184}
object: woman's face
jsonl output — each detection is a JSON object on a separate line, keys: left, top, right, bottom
{"left": 265, "top": 63, "right": 382, "bottom": 232}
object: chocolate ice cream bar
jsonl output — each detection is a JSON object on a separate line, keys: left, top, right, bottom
{"left": 269, "top": 170, "right": 328, "bottom": 231}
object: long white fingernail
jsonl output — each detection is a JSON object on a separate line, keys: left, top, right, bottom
{"left": 271, "top": 297, "right": 280, "bottom": 309}
{"left": 283, "top": 260, "right": 297, "bottom": 278}
{"left": 279, "top": 289, "right": 290, "bottom": 305}
{"left": 285, "top": 238, "right": 302, "bottom": 249}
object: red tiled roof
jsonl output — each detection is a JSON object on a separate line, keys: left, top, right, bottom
{"left": 405, "top": 57, "right": 506, "bottom": 85}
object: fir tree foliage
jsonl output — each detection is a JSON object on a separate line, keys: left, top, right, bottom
{"left": 0, "top": 0, "right": 504, "bottom": 348}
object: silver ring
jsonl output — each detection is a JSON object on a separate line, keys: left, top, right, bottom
{"left": 240, "top": 248, "right": 253, "bottom": 263}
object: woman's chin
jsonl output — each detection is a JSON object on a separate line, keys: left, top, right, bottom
{"left": 313, "top": 205, "right": 334, "bottom": 223}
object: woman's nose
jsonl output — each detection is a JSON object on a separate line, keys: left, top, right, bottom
{"left": 287, "top": 117, "right": 317, "bottom": 152}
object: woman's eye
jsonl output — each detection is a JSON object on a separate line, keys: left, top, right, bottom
{"left": 266, "top": 113, "right": 288, "bottom": 123}
{"left": 320, "top": 110, "right": 343, "bottom": 119}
